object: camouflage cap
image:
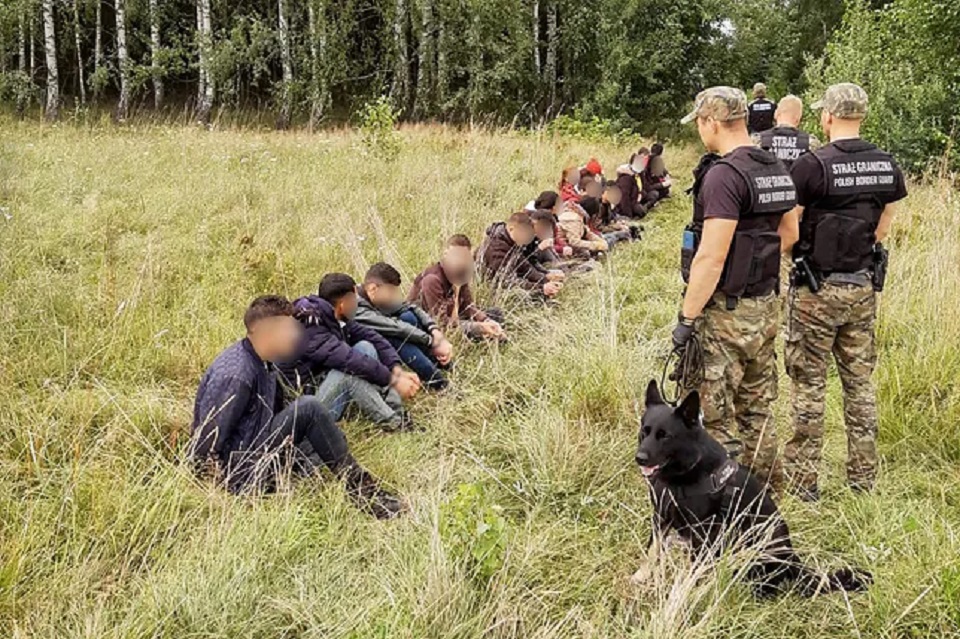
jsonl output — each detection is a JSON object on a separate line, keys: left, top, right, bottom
{"left": 680, "top": 86, "right": 748, "bottom": 124}
{"left": 811, "top": 83, "right": 868, "bottom": 119}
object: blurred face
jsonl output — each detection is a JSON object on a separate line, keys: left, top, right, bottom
{"left": 334, "top": 290, "right": 359, "bottom": 322}
{"left": 565, "top": 168, "right": 580, "bottom": 185}
{"left": 365, "top": 281, "right": 404, "bottom": 313}
{"left": 441, "top": 246, "right": 474, "bottom": 286}
{"left": 249, "top": 315, "right": 302, "bottom": 361}
{"left": 534, "top": 221, "right": 554, "bottom": 241}
{"left": 604, "top": 186, "right": 622, "bottom": 206}
{"left": 508, "top": 222, "right": 536, "bottom": 247}
{"left": 585, "top": 180, "right": 602, "bottom": 198}
{"left": 631, "top": 154, "right": 648, "bottom": 174}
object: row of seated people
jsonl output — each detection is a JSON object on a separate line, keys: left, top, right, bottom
{"left": 188, "top": 150, "right": 671, "bottom": 519}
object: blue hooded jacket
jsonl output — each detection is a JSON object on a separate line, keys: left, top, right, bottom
{"left": 277, "top": 295, "right": 402, "bottom": 389}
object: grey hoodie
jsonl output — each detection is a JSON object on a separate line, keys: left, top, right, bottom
{"left": 354, "top": 291, "right": 438, "bottom": 349}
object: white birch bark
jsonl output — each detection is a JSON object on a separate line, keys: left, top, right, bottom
{"left": 42, "top": 0, "right": 58, "bottom": 120}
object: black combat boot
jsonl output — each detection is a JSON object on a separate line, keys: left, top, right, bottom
{"left": 338, "top": 458, "right": 406, "bottom": 520}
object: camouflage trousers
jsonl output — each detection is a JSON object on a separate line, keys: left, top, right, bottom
{"left": 783, "top": 282, "right": 878, "bottom": 492}
{"left": 698, "top": 292, "right": 782, "bottom": 488}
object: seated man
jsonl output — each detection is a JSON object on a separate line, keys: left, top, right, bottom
{"left": 278, "top": 273, "right": 421, "bottom": 431}
{"left": 189, "top": 295, "right": 404, "bottom": 519}
{"left": 640, "top": 142, "right": 672, "bottom": 209}
{"left": 529, "top": 209, "right": 563, "bottom": 268}
{"left": 614, "top": 149, "right": 649, "bottom": 219}
{"left": 409, "top": 234, "right": 507, "bottom": 342}
{"left": 580, "top": 196, "right": 632, "bottom": 249}
{"left": 558, "top": 200, "right": 609, "bottom": 258}
{"left": 356, "top": 262, "right": 453, "bottom": 391}
{"left": 476, "top": 211, "right": 563, "bottom": 300}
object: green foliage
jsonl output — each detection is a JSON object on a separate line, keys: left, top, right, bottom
{"left": 356, "top": 96, "right": 402, "bottom": 161}
{"left": 0, "top": 71, "right": 36, "bottom": 108}
{"left": 440, "top": 483, "right": 509, "bottom": 581}
{"left": 805, "top": 0, "right": 960, "bottom": 171}
{"left": 546, "top": 113, "right": 635, "bottom": 144}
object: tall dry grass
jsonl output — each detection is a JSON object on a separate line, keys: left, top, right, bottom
{"left": 0, "top": 117, "right": 958, "bottom": 638}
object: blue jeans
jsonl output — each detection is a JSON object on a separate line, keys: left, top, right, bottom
{"left": 389, "top": 310, "right": 448, "bottom": 390}
{"left": 313, "top": 341, "right": 403, "bottom": 425}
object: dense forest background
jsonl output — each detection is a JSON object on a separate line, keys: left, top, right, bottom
{"left": 0, "top": 0, "right": 957, "bottom": 170}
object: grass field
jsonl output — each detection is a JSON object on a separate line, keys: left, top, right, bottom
{"left": 1, "top": 117, "right": 959, "bottom": 638}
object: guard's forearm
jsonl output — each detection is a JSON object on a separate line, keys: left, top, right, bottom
{"left": 681, "top": 255, "right": 725, "bottom": 319}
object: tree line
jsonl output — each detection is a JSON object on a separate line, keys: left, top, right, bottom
{"left": 0, "top": 0, "right": 956, "bottom": 168}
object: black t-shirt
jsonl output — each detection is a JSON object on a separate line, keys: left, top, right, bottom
{"left": 748, "top": 99, "right": 776, "bottom": 133}
{"left": 699, "top": 162, "right": 750, "bottom": 221}
{"left": 790, "top": 141, "right": 908, "bottom": 207}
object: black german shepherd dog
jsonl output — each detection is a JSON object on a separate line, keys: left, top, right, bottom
{"left": 635, "top": 380, "right": 871, "bottom": 597}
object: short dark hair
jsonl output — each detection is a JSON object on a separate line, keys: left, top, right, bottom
{"left": 651, "top": 143, "right": 664, "bottom": 156}
{"left": 508, "top": 211, "right": 533, "bottom": 227}
{"left": 318, "top": 273, "right": 357, "bottom": 304}
{"left": 530, "top": 209, "right": 556, "bottom": 227}
{"left": 364, "top": 262, "right": 402, "bottom": 287}
{"left": 578, "top": 173, "right": 596, "bottom": 190}
{"left": 579, "top": 196, "right": 600, "bottom": 218}
{"left": 604, "top": 180, "right": 620, "bottom": 190}
{"left": 446, "top": 234, "right": 472, "bottom": 249}
{"left": 630, "top": 147, "right": 650, "bottom": 164}
{"left": 534, "top": 190, "right": 559, "bottom": 210}
{"left": 243, "top": 295, "right": 294, "bottom": 331}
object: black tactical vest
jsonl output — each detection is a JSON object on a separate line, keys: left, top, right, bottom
{"left": 758, "top": 126, "right": 812, "bottom": 169}
{"left": 683, "top": 147, "right": 796, "bottom": 299}
{"left": 795, "top": 139, "right": 898, "bottom": 274}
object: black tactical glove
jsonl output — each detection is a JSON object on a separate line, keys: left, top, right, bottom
{"left": 671, "top": 316, "right": 696, "bottom": 350}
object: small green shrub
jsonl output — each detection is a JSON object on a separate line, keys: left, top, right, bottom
{"left": 440, "top": 483, "right": 508, "bottom": 581}
{"left": 356, "top": 96, "right": 402, "bottom": 161}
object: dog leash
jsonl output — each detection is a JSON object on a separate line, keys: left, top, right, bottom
{"left": 659, "top": 333, "right": 705, "bottom": 406}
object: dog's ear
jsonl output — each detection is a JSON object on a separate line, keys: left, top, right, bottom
{"left": 676, "top": 391, "right": 701, "bottom": 427}
{"left": 645, "top": 379, "right": 664, "bottom": 407}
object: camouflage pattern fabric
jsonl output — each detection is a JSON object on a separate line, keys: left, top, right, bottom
{"left": 681, "top": 86, "right": 748, "bottom": 124}
{"left": 697, "top": 292, "right": 783, "bottom": 488}
{"left": 811, "top": 82, "right": 868, "bottom": 120}
{"left": 783, "top": 282, "right": 878, "bottom": 492}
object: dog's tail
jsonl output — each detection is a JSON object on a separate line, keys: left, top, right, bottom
{"left": 796, "top": 566, "right": 873, "bottom": 597}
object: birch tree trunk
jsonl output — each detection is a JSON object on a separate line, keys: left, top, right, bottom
{"left": 73, "top": 0, "right": 86, "bottom": 106}
{"left": 277, "top": 0, "right": 292, "bottom": 129}
{"left": 29, "top": 6, "right": 35, "bottom": 80}
{"left": 18, "top": 8, "right": 26, "bottom": 75}
{"left": 94, "top": 0, "right": 103, "bottom": 81}
{"left": 545, "top": 1, "right": 557, "bottom": 110}
{"left": 42, "top": 0, "right": 58, "bottom": 120}
{"left": 307, "top": 0, "right": 327, "bottom": 129}
{"left": 390, "top": 0, "right": 409, "bottom": 115}
{"left": 532, "top": 0, "right": 540, "bottom": 76}
{"left": 115, "top": 0, "right": 130, "bottom": 120}
{"left": 195, "top": 0, "right": 214, "bottom": 123}
{"left": 149, "top": 0, "right": 163, "bottom": 108}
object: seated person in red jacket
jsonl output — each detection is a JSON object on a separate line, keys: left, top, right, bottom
{"left": 278, "top": 273, "right": 421, "bottom": 431}
{"left": 476, "top": 211, "right": 563, "bottom": 300}
{"left": 408, "top": 234, "right": 506, "bottom": 342}
{"left": 559, "top": 165, "right": 581, "bottom": 202}
{"left": 640, "top": 142, "right": 673, "bottom": 208}
{"left": 190, "top": 295, "right": 404, "bottom": 518}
